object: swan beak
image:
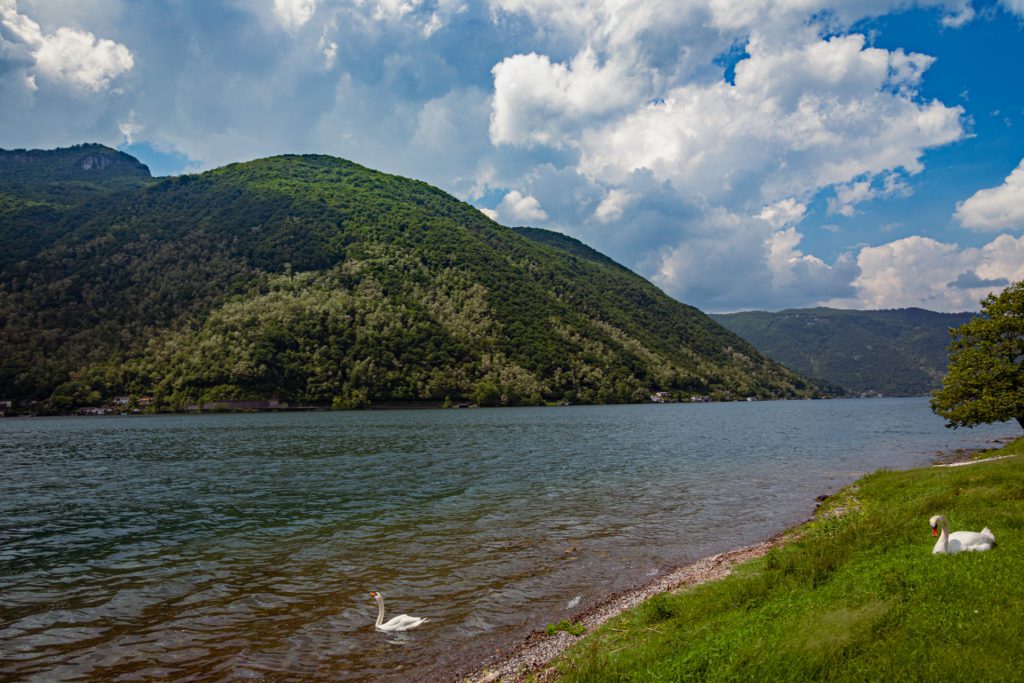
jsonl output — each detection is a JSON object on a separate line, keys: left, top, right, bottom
{"left": 931, "top": 527, "right": 938, "bottom": 537}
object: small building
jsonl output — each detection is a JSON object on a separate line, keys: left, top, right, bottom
{"left": 78, "top": 407, "right": 108, "bottom": 416}
{"left": 650, "top": 391, "right": 671, "bottom": 403}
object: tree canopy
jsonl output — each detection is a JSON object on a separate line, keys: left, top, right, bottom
{"left": 931, "top": 280, "right": 1024, "bottom": 430}
{"left": 1, "top": 145, "right": 826, "bottom": 410}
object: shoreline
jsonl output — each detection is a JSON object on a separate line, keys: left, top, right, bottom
{"left": 457, "top": 537, "right": 785, "bottom": 683}
{"left": 454, "top": 434, "right": 1018, "bottom": 683}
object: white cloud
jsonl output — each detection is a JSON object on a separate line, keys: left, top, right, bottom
{"left": 646, "top": 206, "right": 857, "bottom": 311}
{"left": 0, "top": 0, "right": 133, "bottom": 91}
{"left": 954, "top": 159, "right": 1024, "bottom": 231}
{"left": 318, "top": 34, "right": 337, "bottom": 68}
{"left": 571, "top": 33, "right": 962, "bottom": 205}
{"left": 829, "top": 234, "right": 1024, "bottom": 311}
{"left": 758, "top": 198, "right": 806, "bottom": 228}
{"left": 422, "top": 12, "right": 443, "bottom": 37}
{"left": 372, "top": 0, "right": 421, "bottom": 22}
{"left": 940, "top": 4, "right": 975, "bottom": 27}
{"left": 479, "top": 207, "right": 499, "bottom": 220}
{"left": 496, "top": 189, "right": 549, "bottom": 223}
{"left": 1001, "top": 0, "right": 1024, "bottom": 17}
{"left": 273, "top": 0, "right": 318, "bottom": 31}
{"left": 490, "top": 48, "right": 643, "bottom": 148}
{"left": 766, "top": 227, "right": 832, "bottom": 288}
{"left": 118, "top": 110, "right": 142, "bottom": 144}
{"left": 828, "top": 172, "right": 910, "bottom": 216}
{"left": 594, "top": 188, "right": 631, "bottom": 223}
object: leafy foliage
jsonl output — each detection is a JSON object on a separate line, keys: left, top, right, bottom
{"left": 712, "top": 307, "right": 977, "bottom": 396}
{"left": 931, "top": 281, "right": 1024, "bottom": 430}
{"left": 0, "top": 145, "right": 824, "bottom": 409}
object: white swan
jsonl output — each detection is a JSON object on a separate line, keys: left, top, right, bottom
{"left": 369, "top": 591, "right": 428, "bottom": 632}
{"left": 929, "top": 515, "right": 995, "bottom": 554}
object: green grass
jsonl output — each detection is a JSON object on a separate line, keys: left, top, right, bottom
{"left": 547, "top": 620, "right": 587, "bottom": 636}
{"left": 973, "top": 436, "right": 1024, "bottom": 461}
{"left": 550, "top": 436, "right": 1024, "bottom": 682}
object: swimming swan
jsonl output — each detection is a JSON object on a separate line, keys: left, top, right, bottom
{"left": 369, "top": 591, "right": 428, "bottom": 631}
{"left": 929, "top": 515, "right": 995, "bottom": 554}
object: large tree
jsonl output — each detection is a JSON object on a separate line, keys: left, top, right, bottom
{"left": 931, "top": 280, "right": 1024, "bottom": 430}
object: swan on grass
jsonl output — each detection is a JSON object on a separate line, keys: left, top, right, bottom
{"left": 369, "top": 591, "right": 428, "bottom": 632}
{"left": 929, "top": 515, "right": 995, "bottom": 554}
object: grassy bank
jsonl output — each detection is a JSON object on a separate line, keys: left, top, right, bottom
{"left": 549, "top": 436, "right": 1024, "bottom": 681}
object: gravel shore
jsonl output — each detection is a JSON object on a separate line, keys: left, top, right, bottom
{"left": 459, "top": 536, "right": 784, "bottom": 682}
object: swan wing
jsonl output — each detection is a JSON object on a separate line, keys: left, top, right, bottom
{"left": 949, "top": 530, "right": 995, "bottom": 550}
{"left": 378, "top": 614, "right": 428, "bottom": 631}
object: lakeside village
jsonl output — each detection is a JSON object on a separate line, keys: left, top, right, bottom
{"left": 0, "top": 389, "right": 887, "bottom": 417}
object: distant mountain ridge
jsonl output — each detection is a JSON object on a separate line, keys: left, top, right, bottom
{"left": 0, "top": 144, "right": 825, "bottom": 410}
{"left": 711, "top": 307, "right": 976, "bottom": 396}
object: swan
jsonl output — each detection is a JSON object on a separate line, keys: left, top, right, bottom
{"left": 929, "top": 515, "right": 995, "bottom": 554}
{"left": 369, "top": 591, "right": 428, "bottom": 632}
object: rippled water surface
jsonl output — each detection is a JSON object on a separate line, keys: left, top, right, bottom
{"left": 0, "top": 400, "right": 1014, "bottom": 681}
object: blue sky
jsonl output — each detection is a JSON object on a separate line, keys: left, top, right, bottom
{"left": 1, "top": 0, "right": 1022, "bottom": 313}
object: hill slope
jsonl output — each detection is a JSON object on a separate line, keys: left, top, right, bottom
{"left": 0, "top": 145, "right": 824, "bottom": 409}
{"left": 711, "top": 307, "right": 976, "bottom": 396}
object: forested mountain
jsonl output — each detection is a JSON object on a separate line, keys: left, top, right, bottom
{"left": 0, "top": 144, "right": 824, "bottom": 410}
{"left": 711, "top": 307, "right": 976, "bottom": 396}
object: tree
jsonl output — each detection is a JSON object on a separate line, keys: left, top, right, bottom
{"left": 931, "top": 281, "right": 1024, "bottom": 430}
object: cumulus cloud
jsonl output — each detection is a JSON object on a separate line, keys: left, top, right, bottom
{"left": 594, "top": 188, "right": 631, "bottom": 223}
{"left": 954, "top": 159, "right": 1024, "bottom": 231}
{"left": 570, "top": 33, "right": 962, "bottom": 204}
{"left": 829, "top": 234, "right": 1024, "bottom": 311}
{"left": 490, "top": 48, "right": 643, "bottom": 148}
{"left": 641, "top": 205, "right": 857, "bottom": 311}
{"left": 758, "top": 198, "right": 806, "bottom": 228}
{"left": 273, "top": 0, "right": 318, "bottom": 31}
{"left": 828, "top": 172, "right": 911, "bottom": 216}
{"left": 496, "top": 189, "right": 549, "bottom": 223}
{"left": 0, "top": 0, "right": 133, "bottom": 91}
{"left": 1001, "top": 0, "right": 1024, "bottom": 17}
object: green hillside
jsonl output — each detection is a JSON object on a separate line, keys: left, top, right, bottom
{"left": 0, "top": 145, "right": 824, "bottom": 410}
{"left": 711, "top": 307, "right": 977, "bottom": 396}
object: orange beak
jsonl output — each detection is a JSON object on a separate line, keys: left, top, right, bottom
{"left": 931, "top": 527, "right": 938, "bottom": 537}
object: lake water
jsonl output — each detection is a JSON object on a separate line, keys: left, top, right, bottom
{"left": 0, "top": 399, "right": 1014, "bottom": 681}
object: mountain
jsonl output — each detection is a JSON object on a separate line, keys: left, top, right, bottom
{"left": 0, "top": 144, "right": 825, "bottom": 410}
{"left": 710, "top": 307, "right": 977, "bottom": 396}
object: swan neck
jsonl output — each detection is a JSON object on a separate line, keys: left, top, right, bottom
{"left": 375, "top": 595, "right": 385, "bottom": 627}
{"left": 939, "top": 517, "right": 949, "bottom": 552}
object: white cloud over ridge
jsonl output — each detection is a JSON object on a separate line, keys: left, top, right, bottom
{"left": 0, "top": 0, "right": 133, "bottom": 91}
{"left": 830, "top": 234, "right": 1024, "bottom": 312}
{"left": 954, "top": 159, "right": 1024, "bottom": 231}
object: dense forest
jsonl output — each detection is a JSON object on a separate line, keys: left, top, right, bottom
{"left": 711, "top": 307, "right": 977, "bottom": 396}
{"left": 0, "top": 144, "right": 825, "bottom": 411}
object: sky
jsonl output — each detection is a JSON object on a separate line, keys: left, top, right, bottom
{"left": 1, "top": 0, "right": 1023, "bottom": 313}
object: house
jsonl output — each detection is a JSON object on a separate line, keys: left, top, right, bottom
{"left": 78, "top": 407, "right": 108, "bottom": 415}
{"left": 112, "top": 396, "right": 131, "bottom": 406}
{"left": 650, "top": 391, "right": 671, "bottom": 403}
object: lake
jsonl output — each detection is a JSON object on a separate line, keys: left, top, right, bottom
{"left": 0, "top": 399, "right": 1014, "bottom": 681}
